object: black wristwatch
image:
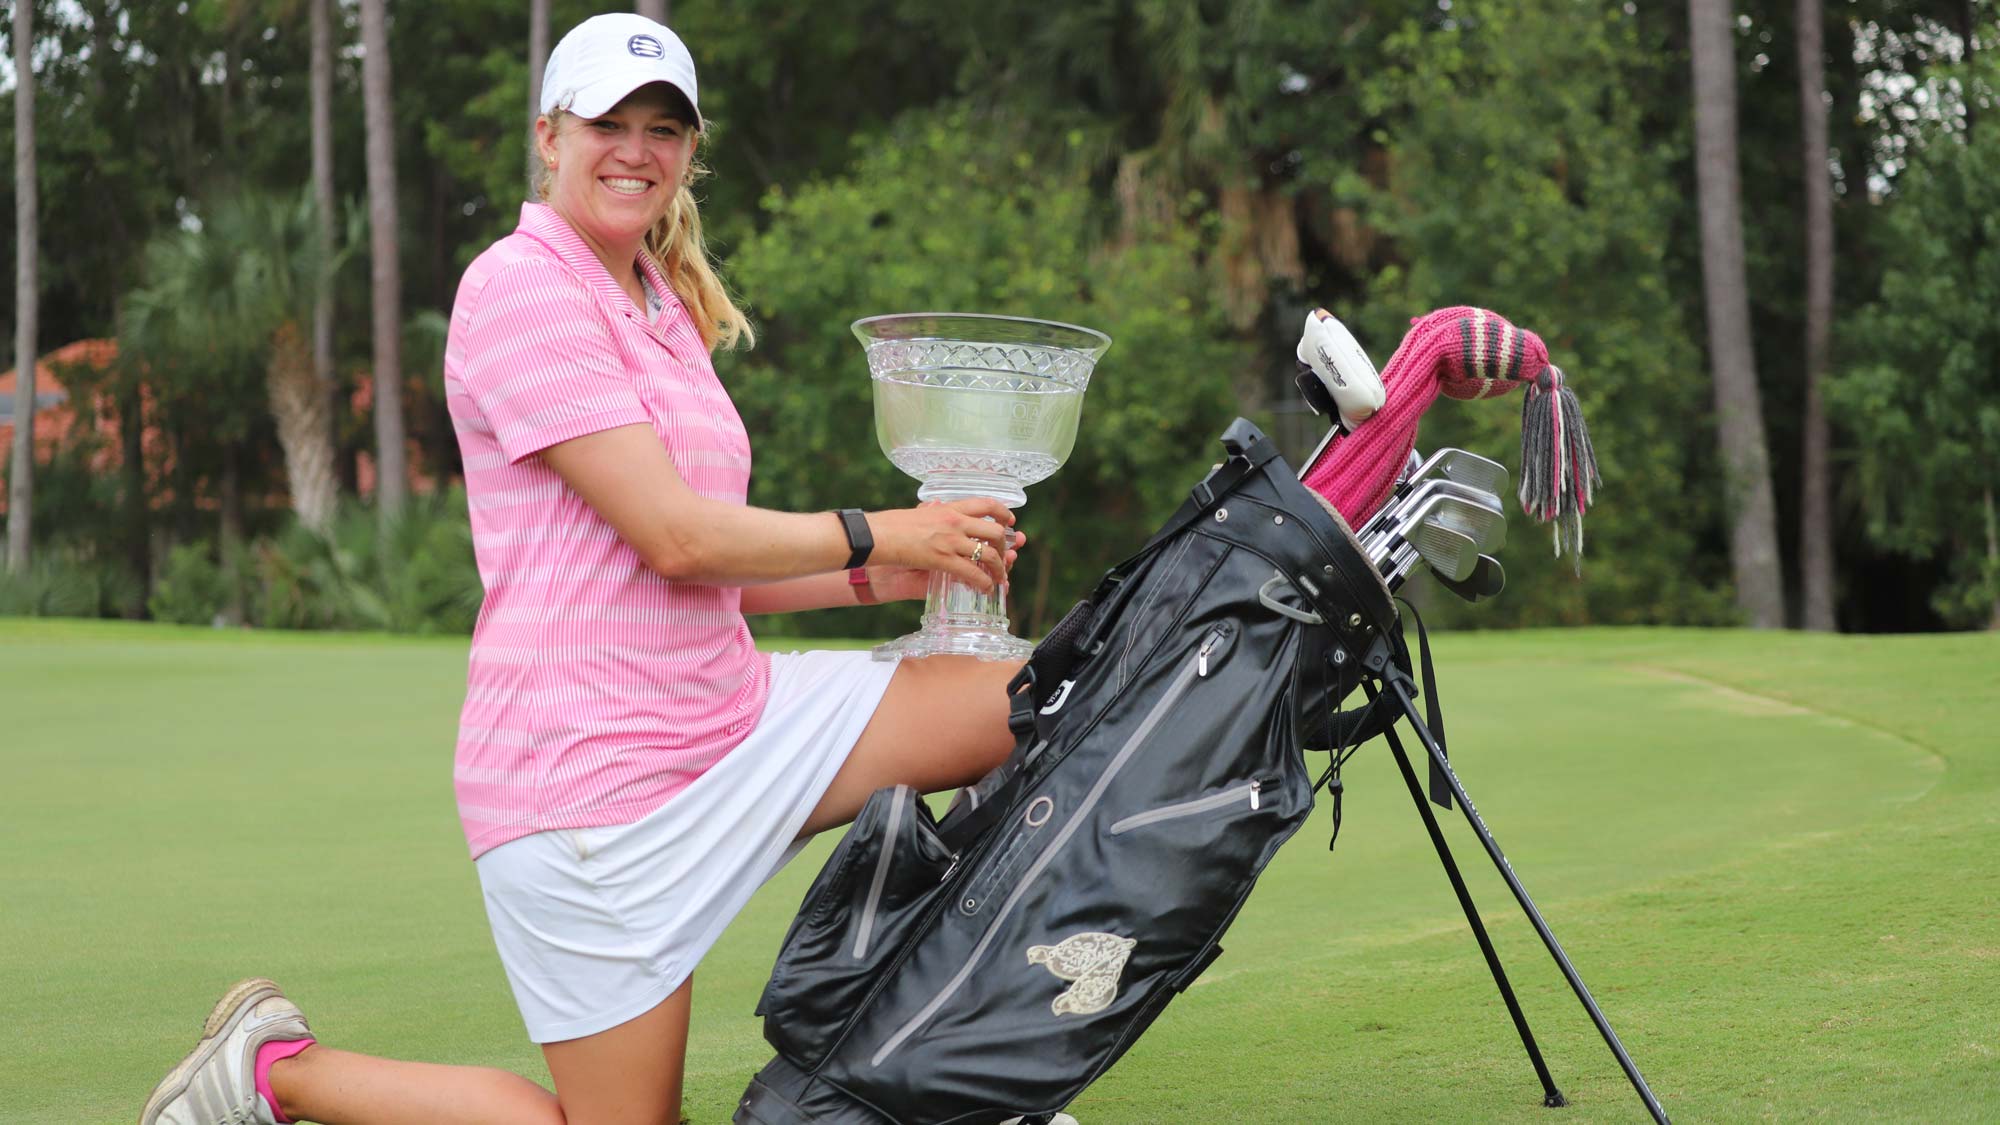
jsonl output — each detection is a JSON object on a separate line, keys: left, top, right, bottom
{"left": 836, "top": 509, "right": 874, "bottom": 570}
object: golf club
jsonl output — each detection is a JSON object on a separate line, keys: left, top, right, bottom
{"left": 1401, "top": 521, "right": 1479, "bottom": 582}
{"left": 1403, "top": 447, "right": 1511, "bottom": 502}
{"left": 1363, "top": 487, "right": 1507, "bottom": 563}
{"left": 1358, "top": 451, "right": 1508, "bottom": 544}
{"left": 1387, "top": 541, "right": 1505, "bottom": 597}
{"left": 1432, "top": 554, "right": 1506, "bottom": 600}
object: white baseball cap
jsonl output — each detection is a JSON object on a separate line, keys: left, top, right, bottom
{"left": 539, "top": 13, "right": 702, "bottom": 128}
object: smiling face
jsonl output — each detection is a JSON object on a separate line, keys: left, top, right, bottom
{"left": 535, "top": 82, "right": 697, "bottom": 270}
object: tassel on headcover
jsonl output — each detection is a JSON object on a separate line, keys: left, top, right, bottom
{"left": 1517, "top": 362, "right": 1598, "bottom": 561}
{"left": 1298, "top": 306, "right": 1601, "bottom": 568}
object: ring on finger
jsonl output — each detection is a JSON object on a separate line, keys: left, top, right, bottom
{"left": 970, "top": 541, "right": 986, "bottom": 565}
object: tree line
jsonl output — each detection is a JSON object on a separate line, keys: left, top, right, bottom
{"left": 3, "top": 0, "right": 1995, "bottom": 635}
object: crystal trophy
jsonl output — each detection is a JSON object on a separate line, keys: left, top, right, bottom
{"left": 853, "top": 313, "right": 1111, "bottom": 661}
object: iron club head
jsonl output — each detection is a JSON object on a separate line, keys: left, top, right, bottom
{"left": 1361, "top": 450, "right": 1510, "bottom": 542}
{"left": 1385, "top": 543, "right": 1505, "bottom": 599}
{"left": 1407, "top": 477, "right": 1505, "bottom": 515}
{"left": 1434, "top": 553, "right": 1506, "bottom": 601}
{"left": 1426, "top": 495, "right": 1507, "bottom": 554}
{"left": 1404, "top": 447, "right": 1511, "bottom": 499}
{"left": 1403, "top": 521, "right": 1480, "bottom": 582}
{"left": 1367, "top": 485, "right": 1508, "bottom": 558}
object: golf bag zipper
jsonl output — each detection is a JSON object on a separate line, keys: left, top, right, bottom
{"left": 1106, "top": 777, "right": 1278, "bottom": 835}
{"left": 1197, "top": 629, "right": 1221, "bottom": 676}
{"left": 850, "top": 785, "right": 911, "bottom": 961}
{"left": 866, "top": 624, "right": 1236, "bottom": 1068}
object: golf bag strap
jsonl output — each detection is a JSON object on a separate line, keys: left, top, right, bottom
{"left": 1390, "top": 604, "right": 1452, "bottom": 809}
{"left": 939, "top": 765, "right": 1023, "bottom": 853}
{"left": 937, "top": 686, "right": 1041, "bottom": 852}
{"left": 1072, "top": 423, "right": 1285, "bottom": 661}
{"left": 1137, "top": 422, "right": 1284, "bottom": 558}
{"left": 1317, "top": 687, "right": 1389, "bottom": 852}
{"left": 1012, "top": 598, "right": 1096, "bottom": 710}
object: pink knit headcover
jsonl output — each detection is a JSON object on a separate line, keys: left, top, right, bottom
{"left": 1299, "top": 306, "right": 1599, "bottom": 564}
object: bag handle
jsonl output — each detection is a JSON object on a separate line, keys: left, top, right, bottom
{"left": 1134, "top": 419, "right": 1284, "bottom": 557}
{"left": 1071, "top": 419, "right": 1283, "bottom": 661}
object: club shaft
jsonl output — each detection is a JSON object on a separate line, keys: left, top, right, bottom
{"left": 1386, "top": 675, "right": 1672, "bottom": 1125}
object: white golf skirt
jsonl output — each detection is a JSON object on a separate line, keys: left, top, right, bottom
{"left": 474, "top": 649, "right": 899, "bottom": 1043}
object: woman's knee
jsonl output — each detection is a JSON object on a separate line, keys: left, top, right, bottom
{"left": 543, "top": 985, "right": 691, "bottom": 1125}
{"left": 896, "top": 655, "right": 1021, "bottom": 739}
{"left": 896, "top": 654, "right": 1023, "bottom": 712}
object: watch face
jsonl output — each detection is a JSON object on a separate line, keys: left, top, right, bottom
{"left": 838, "top": 509, "right": 874, "bottom": 566}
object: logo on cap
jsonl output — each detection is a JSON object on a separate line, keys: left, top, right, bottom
{"left": 627, "top": 34, "right": 665, "bottom": 58}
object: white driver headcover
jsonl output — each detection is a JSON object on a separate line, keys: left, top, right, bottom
{"left": 1297, "top": 308, "right": 1385, "bottom": 432}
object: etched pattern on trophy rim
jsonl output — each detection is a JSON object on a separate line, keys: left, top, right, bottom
{"left": 864, "top": 340, "right": 1095, "bottom": 391}
{"left": 888, "top": 447, "right": 1063, "bottom": 485}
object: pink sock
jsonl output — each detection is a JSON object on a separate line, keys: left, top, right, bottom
{"left": 254, "top": 1037, "right": 315, "bottom": 1124}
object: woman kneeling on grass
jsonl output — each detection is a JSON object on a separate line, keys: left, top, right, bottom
{"left": 143, "top": 14, "right": 1072, "bottom": 1125}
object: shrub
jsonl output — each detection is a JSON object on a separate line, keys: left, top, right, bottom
{"left": 252, "top": 490, "right": 481, "bottom": 634}
{"left": 147, "top": 542, "right": 232, "bottom": 625}
{"left": 0, "top": 543, "right": 144, "bottom": 619}
{"left": 0, "top": 554, "right": 101, "bottom": 618}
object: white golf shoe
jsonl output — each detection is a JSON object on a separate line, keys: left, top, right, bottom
{"left": 1000, "top": 1115, "right": 1079, "bottom": 1125}
{"left": 139, "top": 978, "right": 311, "bottom": 1125}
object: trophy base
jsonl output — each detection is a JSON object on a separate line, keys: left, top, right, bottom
{"left": 872, "top": 574, "right": 1033, "bottom": 663}
{"left": 871, "top": 623, "right": 1033, "bottom": 662}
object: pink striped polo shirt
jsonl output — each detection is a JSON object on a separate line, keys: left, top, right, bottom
{"left": 444, "top": 202, "right": 770, "bottom": 858}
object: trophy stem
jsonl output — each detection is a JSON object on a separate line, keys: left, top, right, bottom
{"left": 871, "top": 522, "right": 1032, "bottom": 663}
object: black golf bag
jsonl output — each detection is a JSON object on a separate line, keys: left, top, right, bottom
{"left": 737, "top": 419, "right": 1401, "bottom": 1125}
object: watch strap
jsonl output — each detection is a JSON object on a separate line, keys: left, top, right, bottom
{"left": 848, "top": 567, "right": 878, "bottom": 605}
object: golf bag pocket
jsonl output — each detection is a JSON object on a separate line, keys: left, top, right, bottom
{"left": 1106, "top": 777, "right": 1279, "bottom": 835}
{"left": 758, "top": 784, "right": 952, "bottom": 1068}
{"left": 1099, "top": 534, "right": 1225, "bottom": 690}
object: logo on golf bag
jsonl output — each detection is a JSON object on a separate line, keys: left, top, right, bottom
{"left": 1039, "top": 679, "right": 1076, "bottom": 715}
{"left": 1026, "top": 932, "right": 1136, "bottom": 1016}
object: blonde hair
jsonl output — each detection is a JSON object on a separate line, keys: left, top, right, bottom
{"left": 536, "top": 107, "right": 755, "bottom": 353}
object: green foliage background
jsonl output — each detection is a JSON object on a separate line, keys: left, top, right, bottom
{"left": 1356, "top": 1, "right": 1738, "bottom": 628}
{"left": 724, "top": 110, "right": 1244, "bottom": 636}
{"left": 1831, "top": 56, "right": 2000, "bottom": 628}
{"left": 2, "top": 0, "right": 1996, "bottom": 632}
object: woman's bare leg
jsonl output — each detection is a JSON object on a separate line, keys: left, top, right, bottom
{"left": 542, "top": 978, "right": 693, "bottom": 1125}
{"left": 266, "top": 1048, "right": 562, "bottom": 1125}
{"left": 803, "top": 655, "right": 1023, "bottom": 835}
{"left": 266, "top": 657, "right": 1002, "bottom": 1124}
{"left": 268, "top": 979, "right": 693, "bottom": 1125}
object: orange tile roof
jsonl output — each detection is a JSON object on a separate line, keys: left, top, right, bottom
{"left": 0, "top": 340, "right": 122, "bottom": 515}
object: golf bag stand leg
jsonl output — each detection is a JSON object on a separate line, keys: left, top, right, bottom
{"left": 1376, "top": 670, "right": 1672, "bottom": 1125}
{"left": 1362, "top": 683, "right": 1564, "bottom": 1109}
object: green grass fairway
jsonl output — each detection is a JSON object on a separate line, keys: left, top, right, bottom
{"left": 4, "top": 620, "right": 1996, "bottom": 1122}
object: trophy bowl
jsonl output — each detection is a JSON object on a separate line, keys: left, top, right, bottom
{"left": 853, "top": 312, "right": 1112, "bottom": 661}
